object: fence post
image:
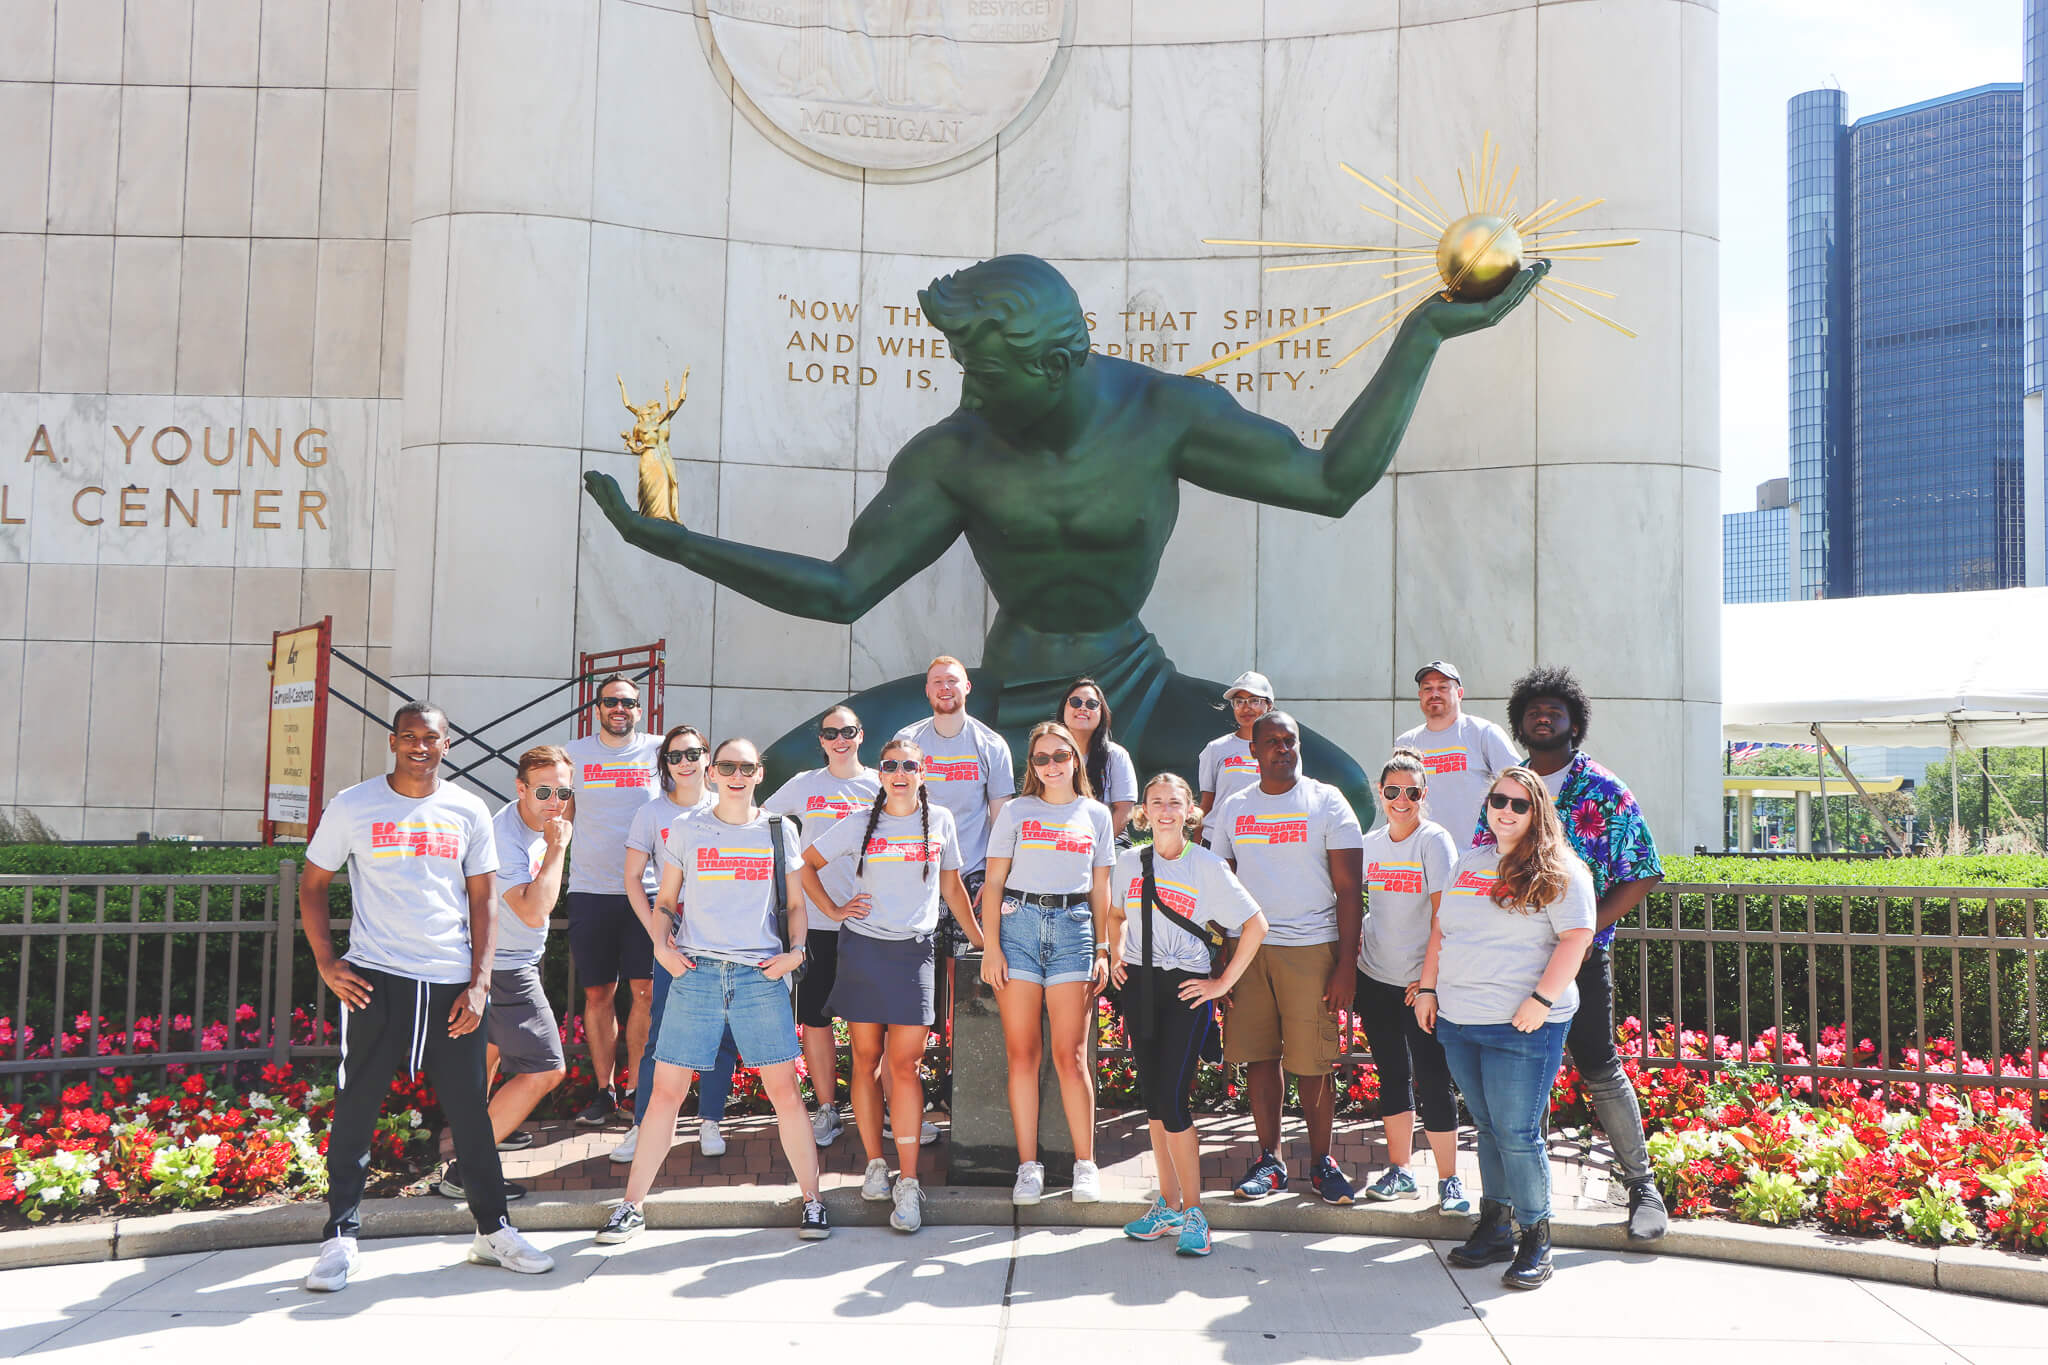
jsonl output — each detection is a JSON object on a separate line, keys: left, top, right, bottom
{"left": 273, "top": 860, "right": 298, "bottom": 1068}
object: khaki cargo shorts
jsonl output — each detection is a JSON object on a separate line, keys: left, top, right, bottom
{"left": 1221, "top": 941, "right": 1342, "bottom": 1076}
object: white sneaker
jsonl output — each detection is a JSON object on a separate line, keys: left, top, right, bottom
{"left": 861, "top": 1157, "right": 893, "bottom": 1201}
{"left": 608, "top": 1126, "right": 639, "bottom": 1165}
{"left": 699, "top": 1119, "right": 726, "bottom": 1157}
{"left": 812, "top": 1104, "right": 844, "bottom": 1147}
{"left": 467, "top": 1222, "right": 555, "bottom": 1275}
{"left": 1012, "top": 1161, "right": 1045, "bottom": 1206}
{"left": 303, "top": 1236, "right": 358, "bottom": 1292}
{"left": 890, "top": 1176, "right": 924, "bottom": 1233}
{"left": 1071, "top": 1159, "right": 1101, "bottom": 1204}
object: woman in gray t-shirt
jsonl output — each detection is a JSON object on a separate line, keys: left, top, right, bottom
{"left": 1415, "top": 767, "right": 1595, "bottom": 1292}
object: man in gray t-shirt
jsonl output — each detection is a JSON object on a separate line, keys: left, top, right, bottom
{"left": 1395, "top": 661, "right": 1517, "bottom": 850}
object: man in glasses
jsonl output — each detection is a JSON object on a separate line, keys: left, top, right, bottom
{"left": 1397, "top": 661, "right": 1518, "bottom": 850}
{"left": 1211, "top": 712, "right": 1364, "bottom": 1205}
{"left": 1480, "top": 665, "right": 1667, "bottom": 1243}
{"left": 563, "top": 675, "right": 664, "bottom": 1126}
{"left": 439, "top": 745, "right": 574, "bottom": 1201}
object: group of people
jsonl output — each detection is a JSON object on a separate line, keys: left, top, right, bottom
{"left": 295, "top": 653, "right": 1667, "bottom": 1294}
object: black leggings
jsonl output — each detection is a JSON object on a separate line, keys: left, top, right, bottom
{"left": 1355, "top": 970, "right": 1458, "bottom": 1134}
{"left": 326, "top": 965, "right": 506, "bottom": 1240}
{"left": 1128, "top": 966, "right": 1216, "bottom": 1134}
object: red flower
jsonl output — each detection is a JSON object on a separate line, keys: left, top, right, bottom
{"left": 1570, "top": 799, "right": 1606, "bottom": 840}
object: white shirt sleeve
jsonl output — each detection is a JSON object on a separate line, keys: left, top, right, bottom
{"left": 1323, "top": 785, "right": 1365, "bottom": 851}
{"left": 305, "top": 796, "right": 352, "bottom": 873}
{"left": 984, "top": 729, "right": 1017, "bottom": 801}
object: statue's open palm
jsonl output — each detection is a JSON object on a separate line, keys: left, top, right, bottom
{"left": 1415, "top": 260, "right": 1550, "bottom": 340}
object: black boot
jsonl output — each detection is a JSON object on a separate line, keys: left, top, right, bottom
{"left": 1501, "top": 1219, "right": 1553, "bottom": 1290}
{"left": 1625, "top": 1179, "right": 1669, "bottom": 1242}
{"left": 1446, "top": 1197, "right": 1517, "bottom": 1267}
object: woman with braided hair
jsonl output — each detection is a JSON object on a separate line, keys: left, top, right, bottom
{"left": 802, "top": 738, "right": 981, "bottom": 1232}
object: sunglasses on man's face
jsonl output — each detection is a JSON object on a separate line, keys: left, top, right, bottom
{"left": 665, "top": 747, "right": 706, "bottom": 764}
{"left": 1030, "top": 749, "right": 1076, "bottom": 767}
{"left": 530, "top": 786, "right": 574, "bottom": 801}
{"left": 878, "top": 759, "right": 922, "bottom": 774}
{"left": 1487, "top": 793, "right": 1533, "bottom": 815}
{"left": 1381, "top": 785, "right": 1424, "bottom": 802}
{"left": 598, "top": 697, "right": 639, "bottom": 709}
{"left": 818, "top": 725, "right": 861, "bottom": 741}
{"left": 1065, "top": 696, "right": 1101, "bottom": 711}
{"left": 712, "top": 760, "right": 760, "bottom": 777}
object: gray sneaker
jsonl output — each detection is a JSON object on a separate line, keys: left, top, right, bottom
{"left": 1438, "top": 1175, "right": 1474, "bottom": 1215}
{"left": 860, "top": 1157, "right": 893, "bottom": 1201}
{"left": 1363, "top": 1164, "right": 1418, "bottom": 1202}
{"left": 1011, "top": 1161, "right": 1045, "bottom": 1206}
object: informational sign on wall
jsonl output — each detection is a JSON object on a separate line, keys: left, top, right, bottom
{"left": 263, "top": 618, "right": 332, "bottom": 843}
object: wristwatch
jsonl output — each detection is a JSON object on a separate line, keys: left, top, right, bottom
{"left": 1530, "top": 989, "right": 1553, "bottom": 1008}
{"left": 793, "top": 943, "right": 809, "bottom": 958}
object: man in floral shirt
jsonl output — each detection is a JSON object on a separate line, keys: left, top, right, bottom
{"left": 1476, "top": 665, "right": 1668, "bottom": 1242}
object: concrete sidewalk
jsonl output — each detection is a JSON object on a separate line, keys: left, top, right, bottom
{"left": 2, "top": 1224, "right": 2044, "bottom": 1363}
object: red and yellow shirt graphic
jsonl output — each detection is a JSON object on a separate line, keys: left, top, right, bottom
{"left": 1452, "top": 867, "right": 1498, "bottom": 893}
{"left": 1124, "top": 873, "right": 1199, "bottom": 917}
{"left": 1418, "top": 747, "right": 1468, "bottom": 774}
{"left": 1232, "top": 811, "right": 1310, "bottom": 845}
{"left": 1018, "top": 819, "right": 1094, "bottom": 857}
{"left": 370, "top": 819, "right": 464, "bottom": 861}
{"left": 695, "top": 847, "right": 773, "bottom": 882}
{"left": 923, "top": 754, "right": 980, "bottom": 784}
{"left": 581, "top": 757, "right": 655, "bottom": 790}
{"left": 861, "top": 834, "right": 938, "bottom": 863}
{"left": 1367, "top": 859, "right": 1425, "bottom": 895}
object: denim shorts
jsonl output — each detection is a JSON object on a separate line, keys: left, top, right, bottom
{"left": 652, "top": 960, "right": 800, "bottom": 1073}
{"left": 997, "top": 893, "right": 1096, "bottom": 987}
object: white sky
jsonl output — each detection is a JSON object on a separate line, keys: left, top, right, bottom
{"left": 1718, "top": 0, "right": 2020, "bottom": 511}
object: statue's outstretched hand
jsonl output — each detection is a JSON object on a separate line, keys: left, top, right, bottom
{"left": 583, "top": 470, "right": 640, "bottom": 528}
{"left": 1417, "top": 259, "right": 1550, "bottom": 341}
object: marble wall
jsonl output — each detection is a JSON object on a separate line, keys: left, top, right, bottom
{"left": 399, "top": 0, "right": 1722, "bottom": 848}
{"left": 0, "top": 0, "right": 418, "bottom": 839}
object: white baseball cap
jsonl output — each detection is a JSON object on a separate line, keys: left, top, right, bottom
{"left": 1223, "top": 671, "right": 1275, "bottom": 701}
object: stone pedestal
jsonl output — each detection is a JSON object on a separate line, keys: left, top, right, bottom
{"left": 947, "top": 952, "right": 1096, "bottom": 1187}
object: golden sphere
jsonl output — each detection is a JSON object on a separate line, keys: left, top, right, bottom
{"left": 1435, "top": 212, "right": 1525, "bottom": 302}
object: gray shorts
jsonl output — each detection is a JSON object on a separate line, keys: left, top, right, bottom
{"left": 487, "top": 964, "right": 566, "bottom": 1076}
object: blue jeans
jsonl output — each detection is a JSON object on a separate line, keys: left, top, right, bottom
{"left": 996, "top": 893, "right": 1095, "bottom": 987}
{"left": 653, "top": 958, "right": 800, "bottom": 1073}
{"left": 636, "top": 957, "right": 737, "bottom": 1125}
{"left": 1436, "top": 1016, "right": 1569, "bottom": 1228}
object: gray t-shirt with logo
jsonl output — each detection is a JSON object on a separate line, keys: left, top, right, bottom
{"left": 489, "top": 801, "right": 553, "bottom": 970}
{"left": 764, "top": 767, "right": 883, "bottom": 934}
{"left": 662, "top": 807, "right": 806, "bottom": 965}
{"left": 623, "top": 790, "right": 714, "bottom": 892}
{"left": 1113, "top": 842, "right": 1262, "bottom": 975}
{"left": 1435, "top": 844, "right": 1597, "bottom": 1026}
{"left": 1395, "top": 714, "right": 1520, "bottom": 852}
{"left": 893, "top": 715, "right": 1016, "bottom": 875}
{"left": 811, "top": 802, "right": 962, "bottom": 940}
{"left": 1212, "top": 777, "right": 1364, "bottom": 947}
{"left": 1357, "top": 820, "right": 1460, "bottom": 985}
{"left": 563, "top": 732, "right": 663, "bottom": 895}
{"left": 1099, "top": 742, "right": 1138, "bottom": 805}
{"left": 305, "top": 777, "right": 498, "bottom": 985}
{"left": 985, "top": 795, "right": 1117, "bottom": 895}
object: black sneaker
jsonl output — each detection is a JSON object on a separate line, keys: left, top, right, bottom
{"left": 595, "top": 1201, "right": 645, "bottom": 1244}
{"left": 496, "top": 1129, "right": 536, "bottom": 1152}
{"left": 1626, "top": 1179, "right": 1669, "bottom": 1242}
{"left": 799, "top": 1197, "right": 832, "bottom": 1240}
{"left": 438, "top": 1161, "right": 526, "bottom": 1202}
{"left": 574, "top": 1088, "right": 619, "bottom": 1126}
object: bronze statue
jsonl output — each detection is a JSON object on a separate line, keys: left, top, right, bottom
{"left": 617, "top": 370, "right": 689, "bottom": 522}
{"left": 584, "top": 254, "right": 1544, "bottom": 810}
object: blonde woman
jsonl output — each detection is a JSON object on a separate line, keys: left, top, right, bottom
{"left": 1416, "top": 767, "right": 1595, "bottom": 1291}
{"left": 1104, "top": 774, "right": 1266, "bottom": 1256}
{"left": 979, "top": 721, "right": 1115, "bottom": 1205}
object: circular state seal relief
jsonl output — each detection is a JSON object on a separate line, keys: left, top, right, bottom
{"left": 707, "top": 0, "right": 1067, "bottom": 174}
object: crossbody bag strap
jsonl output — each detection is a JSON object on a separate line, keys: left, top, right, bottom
{"left": 1134, "top": 845, "right": 1157, "bottom": 1037}
{"left": 767, "top": 814, "right": 805, "bottom": 982}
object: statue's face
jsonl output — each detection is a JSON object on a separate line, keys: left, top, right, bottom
{"left": 952, "top": 324, "right": 1063, "bottom": 432}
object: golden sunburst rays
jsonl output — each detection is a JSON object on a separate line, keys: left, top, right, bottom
{"left": 1188, "top": 131, "right": 1639, "bottom": 379}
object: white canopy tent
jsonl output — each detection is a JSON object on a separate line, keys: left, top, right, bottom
{"left": 1723, "top": 587, "right": 2048, "bottom": 748}
{"left": 1722, "top": 587, "right": 2048, "bottom": 851}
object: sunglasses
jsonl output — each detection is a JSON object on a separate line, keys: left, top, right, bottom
{"left": 1064, "top": 696, "right": 1101, "bottom": 711}
{"left": 712, "top": 760, "right": 761, "bottom": 777}
{"left": 665, "top": 747, "right": 706, "bottom": 764}
{"left": 598, "top": 697, "right": 639, "bottom": 709}
{"left": 878, "top": 758, "right": 922, "bottom": 773}
{"left": 818, "top": 725, "right": 861, "bottom": 740}
{"left": 1487, "top": 793, "right": 1533, "bottom": 815}
{"left": 1380, "top": 785, "right": 1424, "bottom": 802}
{"left": 529, "top": 785, "right": 574, "bottom": 801}
{"left": 1030, "top": 749, "right": 1076, "bottom": 767}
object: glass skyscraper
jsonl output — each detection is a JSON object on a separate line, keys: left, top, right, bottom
{"left": 1787, "top": 89, "right": 1850, "bottom": 599}
{"left": 1724, "top": 479, "right": 1794, "bottom": 604}
{"left": 1786, "top": 84, "right": 2027, "bottom": 597}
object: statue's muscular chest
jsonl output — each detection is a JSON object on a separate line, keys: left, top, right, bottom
{"left": 954, "top": 424, "right": 1178, "bottom": 555}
